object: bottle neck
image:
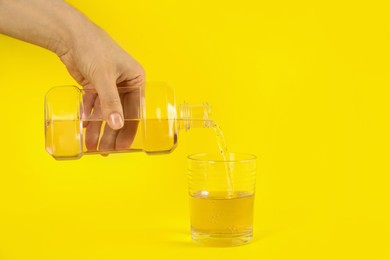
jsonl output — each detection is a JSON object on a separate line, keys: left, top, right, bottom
{"left": 178, "top": 103, "right": 213, "bottom": 130}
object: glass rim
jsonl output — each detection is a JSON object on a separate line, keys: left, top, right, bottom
{"left": 187, "top": 152, "right": 257, "bottom": 163}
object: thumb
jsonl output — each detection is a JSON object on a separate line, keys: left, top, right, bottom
{"left": 92, "top": 75, "right": 124, "bottom": 130}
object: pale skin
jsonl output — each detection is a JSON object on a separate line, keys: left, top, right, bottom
{"left": 0, "top": 0, "right": 145, "bottom": 153}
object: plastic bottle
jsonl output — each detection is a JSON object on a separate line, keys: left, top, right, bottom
{"left": 44, "top": 82, "right": 212, "bottom": 160}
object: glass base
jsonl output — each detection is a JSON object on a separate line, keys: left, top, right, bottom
{"left": 191, "top": 227, "right": 253, "bottom": 247}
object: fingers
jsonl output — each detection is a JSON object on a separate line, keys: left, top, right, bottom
{"left": 98, "top": 92, "right": 124, "bottom": 153}
{"left": 85, "top": 97, "right": 102, "bottom": 151}
{"left": 82, "top": 92, "right": 97, "bottom": 127}
{"left": 91, "top": 73, "right": 124, "bottom": 130}
{"left": 84, "top": 90, "right": 140, "bottom": 153}
{"left": 116, "top": 121, "right": 139, "bottom": 150}
{"left": 98, "top": 124, "right": 119, "bottom": 152}
{"left": 83, "top": 62, "right": 144, "bottom": 154}
{"left": 115, "top": 88, "right": 141, "bottom": 149}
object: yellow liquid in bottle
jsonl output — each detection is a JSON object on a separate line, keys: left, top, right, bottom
{"left": 45, "top": 119, "right": 178, "bottom": 159}
{"left": 45, "top": 120, "right": 82, "bottom": 159}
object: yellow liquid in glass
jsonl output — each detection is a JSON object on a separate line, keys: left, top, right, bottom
{"left": 190, "top": 191, "right": 254, "bottom": 246}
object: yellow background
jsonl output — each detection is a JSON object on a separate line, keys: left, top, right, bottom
{"left": 1, "top": 0, "right": 390, "bottom": 259}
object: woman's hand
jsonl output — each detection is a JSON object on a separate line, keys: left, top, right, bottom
{"left": 0, "top": 0, "right": 145, "bottom": 153}
{"left": 59, "top": 24, "right": 145, "bottom": 152}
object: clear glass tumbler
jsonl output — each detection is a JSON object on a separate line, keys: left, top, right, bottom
{"left": 187, "top": 153, "right": 256, "bottom": 246}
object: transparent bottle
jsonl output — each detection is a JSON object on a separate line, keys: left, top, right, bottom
{"left": 45, "top": 82, "right": 212, "bottom": 160}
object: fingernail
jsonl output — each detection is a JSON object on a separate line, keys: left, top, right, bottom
{"left": 109, "top": 112, "right": 124, "bottom": 129}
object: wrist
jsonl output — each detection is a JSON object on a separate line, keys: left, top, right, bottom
{"left": 48, "top": 2, "right": 97, "bottom": 57}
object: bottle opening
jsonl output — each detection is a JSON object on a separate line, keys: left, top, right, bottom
{"left": 179, "top": 102, "right": 212, "bottom": 130}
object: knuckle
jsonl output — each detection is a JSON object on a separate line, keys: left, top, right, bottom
{"left": 101, "top": 98, "right": 122, "bottom": 110}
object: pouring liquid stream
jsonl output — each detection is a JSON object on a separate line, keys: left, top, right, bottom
{"left": 211, "top": 122, "right": 234, "bottom": 197}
